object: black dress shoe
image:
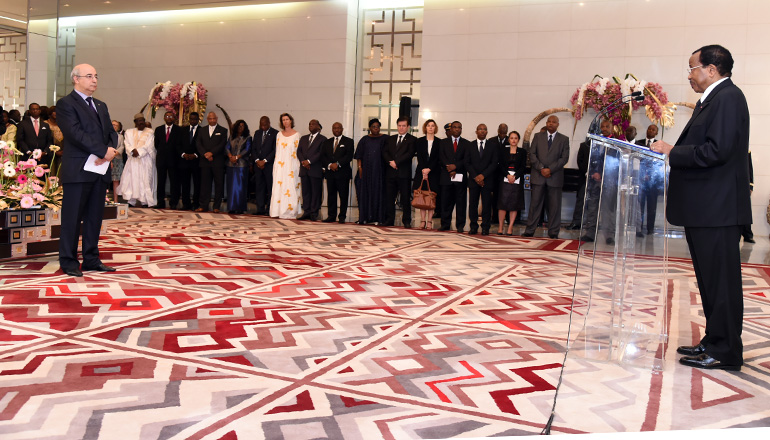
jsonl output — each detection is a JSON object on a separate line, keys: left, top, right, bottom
{"left": 82, "top": 263, "right": 117, "bottom": 272}
{"left": 468, "top": 229, "right": 478, "bottom": 235}
{"left": 579, "top": 235, "right": 594, "bottom": 242}
{"left": 677, "top": 343, "right": 706, "bottom": 356}
{"left": 63, "top": 268, "right": 83, "bottom": 277}
{"left": 636, "top": 231, "right": 645, "bottom": 238}
{"left": 521, "top": 232, "right": 534, "bottom": 237}
{"left": 567, "top": 223, "right": 580, "bottom": 230}
{"left": 297, "top": 214, "right": 311, "bottom": 220}
{"left": 744, "top": 236, "right": 755, "bottom": 243}
{"left": 679, "top": 353, "right": 741, "bottom": 371}
{"left": 606, "top": 237, "right": 615, "bottom": 245}
{"left": 403, "top": 223, "right": 412, "bottom": 229}
{"left": 456, "top": 227, "right": 465, "bottom": 233}
{"left": 322, "top": 217, "right": 335, "bottom": 223}
{"left": 338, "top": 218, "right": 346, "bottom": 224}
{"left": 481, "top": 230, "right": 489, "bottom": 236}
{"left": 549, "top": 234, "right": 559, "bottom": 239}
{"left": 439, "top": 226, "right": 450, "bottom": 231}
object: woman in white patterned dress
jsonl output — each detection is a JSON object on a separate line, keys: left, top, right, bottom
{"left": 269, "top": 113, "right": 302, "bottom": 218}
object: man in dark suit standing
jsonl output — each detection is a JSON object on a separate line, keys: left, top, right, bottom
{"left": 154, "top": 111, "right": 182, "bottom": 209}
{"left": 56, "top": 64, "right": 118, "bottom": 277}
{"left": 195, "top": 112, "right": 228, "bottom": 213}
{"left": 522, "top": 115, "right": 570, "bottom": 239}
{"left": 251, "top": 115, "right": 278, "bottom": 215}
{"left": 297, "top": 119, "right": 326, "bottom": 221}
{"left": 177, "top": 112, "right": 201, "bottom": 211}
{"left": 382, "top": 116, "right": 416, "bottom": 228}
{"left": 16, "top": 102, "right": 53, "bottom": 166}
{"left": 636, "top": 124, "right": 661, "bottom": 235}
{"left": 321, "top": 122, "right": 355, "bottom": 223}
{"left": 652, "top": 45, "right": 750, "bottom": 371}
{"left": 439, "top": 121, "right": 470, "bottom": 232}
{"left": 465, "top": 124, "right": 498, "bottom": 235}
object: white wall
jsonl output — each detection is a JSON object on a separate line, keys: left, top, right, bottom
{"left": 420, "top": 0, "right": 770, "bottom": 236}
{"left": 70, "top": 0, "right": 357, "bottom": 135}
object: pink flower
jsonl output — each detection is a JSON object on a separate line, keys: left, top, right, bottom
{"left": 16, "top": 174, "right": 28, "bottom": 185}
{"left": 49, "top": 176, "right": 59, "bottom": 184}
{"left": 34, "top": 166, "right": 46, "bottom": 177}
{"left": 20, "top": 195, "right": 34, "bottom": 209}
{"left": 32, "top": 149, "right": 42, "bottom": 159}
{"left": 26, "top": 159, "right": 37, "bottom": 168}
{"left": 32, "top": 193, "right": 45, "bottom": 202}
{"left": 31, "top": 182, "right": 43, "bottom": 192}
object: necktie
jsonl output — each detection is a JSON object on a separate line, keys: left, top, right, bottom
{"left": 453, "top": 139, "right": 458, "bottom": 152}
{"left": 309, "top": 134, "right": 314, "bottom": 145}
{"left": 334, "top": 137, "right": 339, "bottom": 153}
{"left": 397, "top": 135, "right": 403, "bottom": 146}
{"left": 262, "top": 131, "right": 267, "bottom": 144}
{"left": 548, "top": 134, "right": 553, "bottom": 149}
{"left": 33, "top": 118, "right": 39, "bottom": 135}
{"left": 647, "top": 139, "right": 652, "bottom": 148}
{"left": 190, "top": 126, "right": 194, "bottom": 143}
{"left": 695, "top": 99, "right": 702, "bottom": 110}
{"left": 166, "top": 126, "right": 171, "bottom": 142}
{"left": 479, "top": 140, "right": 484, "bottom": 155}
{"left": 85, "top": 97, "right": 97, "bottom": 114}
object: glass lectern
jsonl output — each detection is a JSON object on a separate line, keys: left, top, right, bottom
{"left": 569, "top": 134, "right": 669, "bottom": 371}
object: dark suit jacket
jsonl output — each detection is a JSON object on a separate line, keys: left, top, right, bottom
{"left": 465, "top": 139, "right": 499, "bottom": 184}
{"left": 667, "top": 78, "right": 751, "bottom": 227}
{"left": 178, "top": 124, "right": 201, "bottom": 169}
{"left": 196, "top": 124, "right": 228, "bottom": 168}
{"left": 439, "top": 137, "right": 470, "bottom": 185}
{"left": 16, "top": 117, "right": 54, "bottom": 163}
{"left": 321, "top": 135, "right": 355, "bottom": 180}
{"left": 414, "top": 136, "right": 442, "bottom": 178}
{"left": 528, "top": 131, "right": 570, "bottom": 187}
{"left": 297, "top": 133, "right": 327, "bottom": 178}
{"left": 250, "top": 127, "right": 278, "bottom": 165}
{"left": 155, "top": 124, "right": 183, "bottom": 166}
{"left": 55, "top": 91, "right": 117, "bottom": 184}
{"left": 383, "top": 133, "right": 416, "bottom": 179}
{"left": 577, "top": 140, "right": 590, "bottom": 180}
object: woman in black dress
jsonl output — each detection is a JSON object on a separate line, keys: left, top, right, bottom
{"left": 354, "top": 118, "right": 387, "bottom": 224}
{"left": 412, "top": 119, "right": 441, "bottom": 229}
{"left": 497, "top": 130, "right": 527, "bottom": 235}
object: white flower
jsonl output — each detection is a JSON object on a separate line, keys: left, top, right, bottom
{"left": 3, "top": 160, "right": 14, "bottom": 170}
{"left": 596, "top": 77, "right": 610, "bottom": 95}
{"left": 49, "top": 144, "right": 60, "bottom": 153}
{"left": 0, "top": 200, "right": 7, "bottom": 210}
{"left": 3, "top": 167, "right": 15, "bottom": 177}
{"left": 32, "top": 149, "right": 42, "bottom": 159}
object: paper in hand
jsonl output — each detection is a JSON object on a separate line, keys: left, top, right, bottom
{"left": 84, "top": 154, "right": 110, "bottom": 175}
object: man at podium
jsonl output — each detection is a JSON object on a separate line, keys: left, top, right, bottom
{"left": 652, "top": 44, "right": 751, "bottom": 371}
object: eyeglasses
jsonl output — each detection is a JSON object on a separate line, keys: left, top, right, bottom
{"left": 75, "top": 74, "right": 98, "bottom": 80}
{"left": 686, "top": 65, "right": 704, "bottom": 74}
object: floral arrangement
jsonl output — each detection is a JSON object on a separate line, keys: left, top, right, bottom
{"left": 571, "top": 74, "right": 676, "bottom": 135}
{"left": 146, "top": 81, "right": 207, "bottom": 124}
{"left": 0, "top": 140, "right": 62, "bottom": 211}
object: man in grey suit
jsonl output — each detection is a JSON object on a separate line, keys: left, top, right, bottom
{"left": 56, "top": 64, "right": 119, "bottom": 277}
{"left": 195, "top": 112, "right": 228, "bottom": 213}
{"left": 522, "top": 115, "right": 570, "bottom": 239}
{"left": 297, "top": 119, "right": 326, "bottom": 221}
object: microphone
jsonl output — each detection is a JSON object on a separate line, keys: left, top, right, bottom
{"left": 587, "top": 91, "right": 644, "bottom": 135}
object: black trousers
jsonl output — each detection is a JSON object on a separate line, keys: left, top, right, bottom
{"left": 59, "top": 180, "right": 107, "bottom": 271}
{"left": 571, "top": 179, "right": 587, "bottom": 225}
{"left": 301, "top": 175, "right": 323, "bottom": 217}
{"left": 639, "top": 182, "right": 660, "bottom": 233}
{"left": 440, "top": 182, "right": 467, "bottom": 230}
{"left": 326, "top": 176, "right": 351, "bottom": 221}
{"left": 253, "top": 165, "right": 273, "bottom": 213}
{"left": 178, "top": 166, "right": 200, "bottom": 210}
{"left": 468, "top": 180, "right": 492, "bottom": 231}
{"left": 199, "top": 165, "right": 224, "bottom": 211}
{"left": 684, "top": 225, "right": 743, "bottom": 365}
{"left": 384, "top": 175, "right": 412, "bottom": 226}
{"left": 525, "top": 184, "right": 562, "bottom": 237}
{"left": 156, "top": 159, "right": 180, "bottom": 208}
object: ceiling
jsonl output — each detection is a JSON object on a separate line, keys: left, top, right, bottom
{"left": 57, "top": 0, "right": 317, "bottom": 17}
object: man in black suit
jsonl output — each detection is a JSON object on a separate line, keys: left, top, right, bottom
{"left": 16, "top": 102, "right": 53, "bottom": 166}
{"left": 652, "top": 45, "right": 750, "bottom": 371}
{"left": 488, "top": 123, "right": 508, "bottom": 223}
{"left": 251, "top": 115, "right": 278, "bottom": 215}
{"left": 297, "top": 119, "right": 326, "bottom": 221}
{"left": 742, "top": 150, "right": 754, "bottom": 243}
{"left": 439, "top": 121, "right": 470, "bottom": 232}
{"left": 177, "top": 112, "right": 201, "bottom": 211}
{"left": 522, "top": 115, "right": 570, "bottom": 239}
{"left": 465, "top": 124, "right": 498, "bottom": 235}
{"left": 321, "top": 122, "right": 355, "bottom": 223}
{"left": 154, "top": 111, "right": 182, "bottom": 209}
{"left": 382, "top": 116, "right": 416, "bottom": 228}
{"left": 56, "top": 64, "right": 118, "bottom": 277}
{"left": 636, "top": 124, "right": 661, "bottom": 235}
{"left": 195, "top": 112, "right": 228, "bottom": 213}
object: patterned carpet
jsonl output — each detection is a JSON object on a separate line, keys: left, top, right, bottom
{"left": 1, "top": 208, "right": 769, "bottom": 439}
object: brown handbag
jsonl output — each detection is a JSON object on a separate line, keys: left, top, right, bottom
{"left": 411, "top": 177, "right": 436, "bottom": 210}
